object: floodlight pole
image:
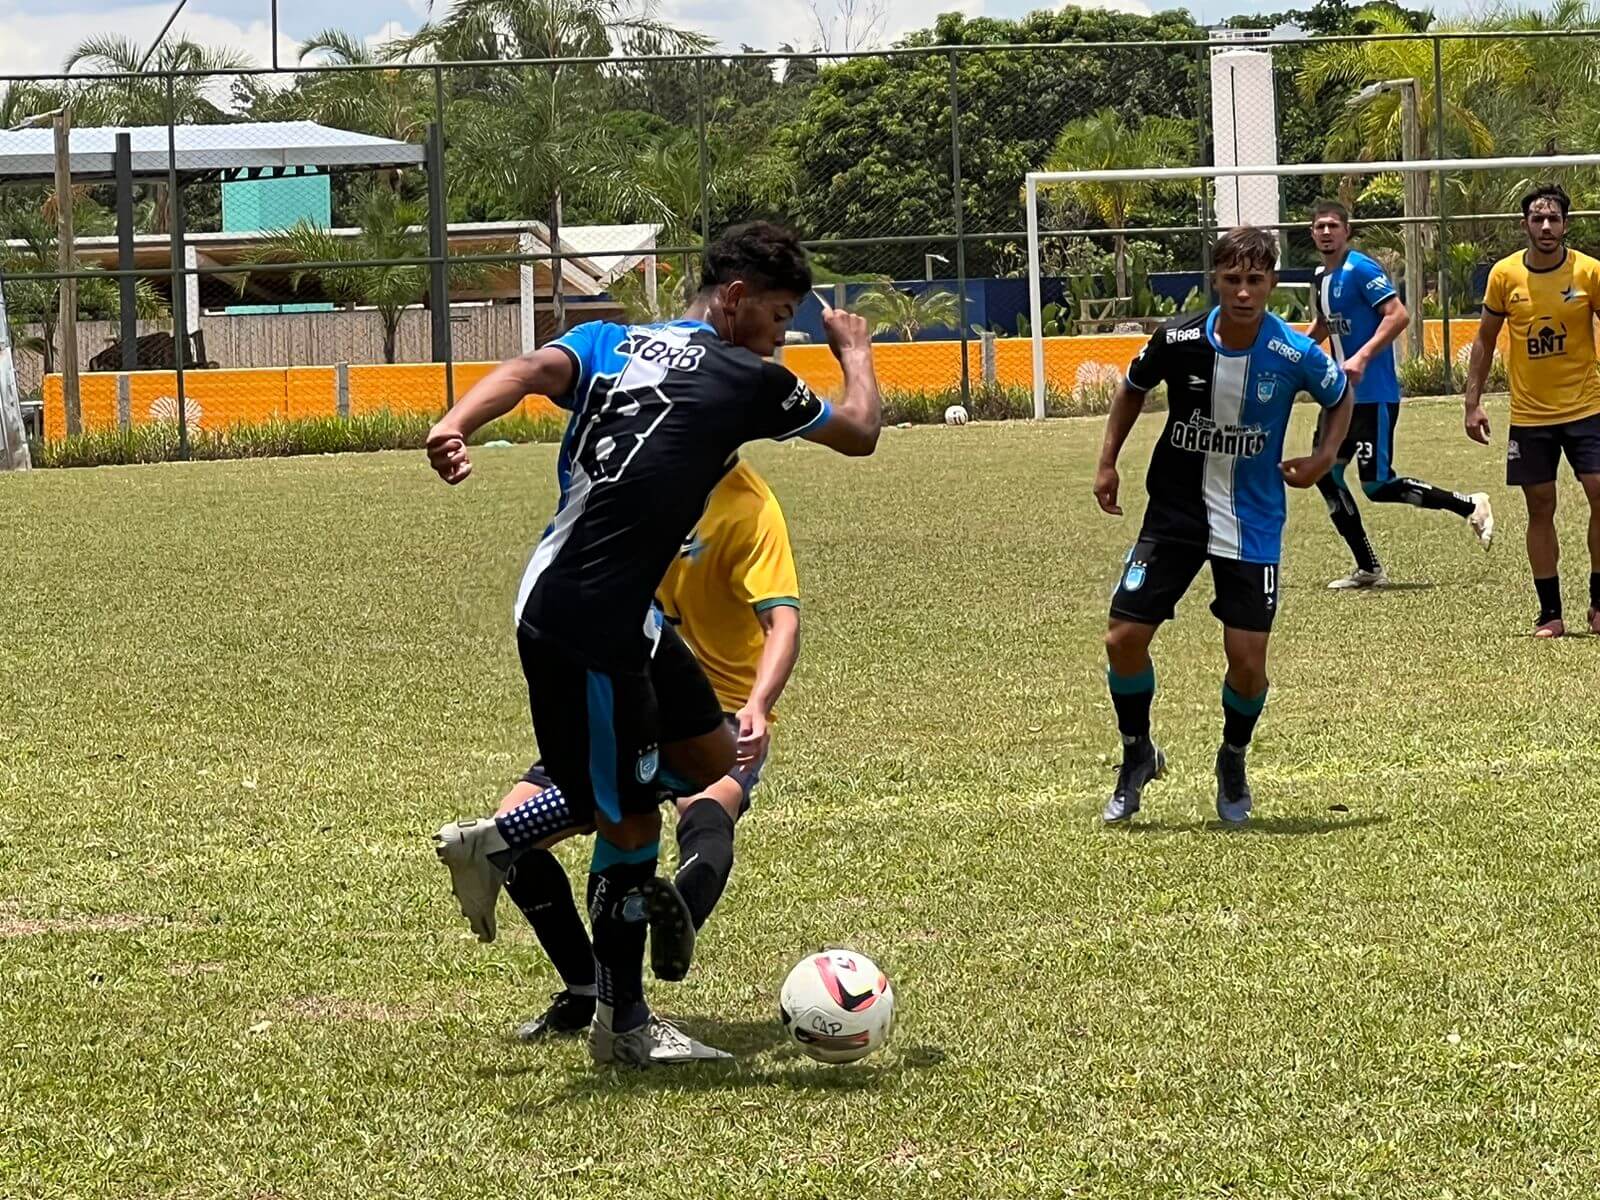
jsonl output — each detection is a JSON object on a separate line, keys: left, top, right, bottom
{"left": 924, "top": 253, "right": 947, "bottom": 282}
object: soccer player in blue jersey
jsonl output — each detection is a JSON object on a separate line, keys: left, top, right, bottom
{"left": 1094, "top": 225, "right": 1353, "bottom": 825}
{"left": 1307, "top": 201, "right": 1494, "bottom": 588}
{"left": 424, "top": 223, "right": 881, "bottom": 1067}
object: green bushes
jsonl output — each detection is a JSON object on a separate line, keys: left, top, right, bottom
{"left": 31, "top": 410, "right": 565, "bottom": 468}
{"left": 1397, "top": 352, "right": 1507, "bottom": 397}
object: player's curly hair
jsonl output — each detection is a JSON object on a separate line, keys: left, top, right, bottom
{"left": 1213, "top": 225, "right": 1279, "bottom": 273}
{"left": 1521, "top": 183, "right": 1571, "bottom": 218}
{"left": 700, "top": 222, "right": 813, "bottom": 296}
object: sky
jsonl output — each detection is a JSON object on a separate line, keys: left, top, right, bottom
{"left": 0, "top": 0, "right": 1306, "bottom": 82}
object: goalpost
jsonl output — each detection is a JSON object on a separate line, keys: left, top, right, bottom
{"left": 1025, "top": 154, "right": 1600, "bottom": 420}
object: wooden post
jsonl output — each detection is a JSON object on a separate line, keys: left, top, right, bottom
{"left": 54, "top": 109, "right": 80, "bottom": 436}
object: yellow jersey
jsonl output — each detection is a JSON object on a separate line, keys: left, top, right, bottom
{"left": 656, "top": 460, "right": 798, "bottom": 714}
{"left": 1483, "top": 247, "right": 1600, "bottom": 426}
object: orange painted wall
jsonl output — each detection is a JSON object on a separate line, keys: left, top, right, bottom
{"left": 44, "top": 322, "right": 1556, "bottom": 439}
{"left": 44, "top": 361, "right": 561, "bottom": 439}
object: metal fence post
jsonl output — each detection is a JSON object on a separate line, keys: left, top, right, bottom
{"left": 114, "top": 133, "right": 137, "bottom": 372}
{"left": 425, "top": 117, "right": 451, "bottom": 399}
{"left": 697, "top": 59, "right": 711, "bottom": 255}
{"left": 435, "top": 67, "right": 455, "bottom": 409}
{"left": 1434, "top": 35, "right": 1452, "bottom": 391}
{"left": 1195, "top": 41, "right": 1215, "bottom": 300}
{"left": 950, "top": 49, "right": 970, "bottom": 404}
{"left": 165, "top": 74, "right": 189, "bottom": 461}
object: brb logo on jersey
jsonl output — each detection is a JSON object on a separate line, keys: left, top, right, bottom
{"left": 1529, "top": 319, "right": 1569, "bottom": 358}
{"left": 1325, "top": 312, "right": 1352, "bottom": 336}
{"left": 1170, "top": 414, "right": 1268, "bottom": 457}
{"left": 1267, "top": 338, "right": 1303, "bottom": 363}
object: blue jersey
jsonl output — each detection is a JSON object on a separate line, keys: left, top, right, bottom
{"left": 514, "top": 319, "right": 830, "bottom": 667}
{"left": 1311, "top": 249, "right": 1401, "bottom": 405}
{"left": 1126, "top": 309, "right": 1347, "bottom": 564}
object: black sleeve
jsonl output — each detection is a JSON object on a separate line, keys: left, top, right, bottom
{"left": 1125, "top": 328, "right": 1169, "bottom": 393}
{"left": 747, "top": 360, "right": 832, "bottom": 442}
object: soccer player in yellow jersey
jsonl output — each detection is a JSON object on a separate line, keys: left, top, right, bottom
{"left": 1465, "top": 184, "right": 1600, "bottom": 636}
{"left": 440, "top": 459, "right": 802, "bottom": 1040}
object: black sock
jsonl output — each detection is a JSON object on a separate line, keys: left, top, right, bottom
{"left": 588, "top": 839, "right": 656, "bottom": 1033}
{"left": 504, "top": 848, "right": 595, "bottom": 992}
{"left": 1107, "top": 663, "right": 1155, "bottom": 743}
{"left": 1222, "top": 681, "right": 1268, "bottom": 749}
{"left": 1590, "top": 572, "right": 1600, "bottom": 612}
{"left": 1367, "top": 477, "right": 1476, "bottom": 517}
{"left": 674, "top": 799, "right": 736, "bottom": 930}
{"left": 1536, "top": 575, "right": 1562, "bottom": 624}
{"left": 1317, "top": 473, "right": 1381, "bottom": 573}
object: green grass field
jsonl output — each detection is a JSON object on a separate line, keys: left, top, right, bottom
{"left": 9, "top": 398, "right": 1600, "bottom": 1198}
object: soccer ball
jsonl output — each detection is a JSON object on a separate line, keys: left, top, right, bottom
{"left": 779, "top": 949, "right": 895, "bottom": 1064}
{"left": 943, "top": 404, "right": 970, "bottom": 426}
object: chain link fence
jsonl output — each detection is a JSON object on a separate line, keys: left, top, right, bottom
{"left": 4, "top": 28, "right": 1600, "bottom": 457}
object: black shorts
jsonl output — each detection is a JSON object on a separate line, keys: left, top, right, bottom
{"left": 1506, "top": 413, "right": 1600, "bottom": 486}
{"left": 1110, "top": 538, "right": 1280, "bottom": 633}
{"left": 517, "top": 621, "right": 723, "bottom": 823}
{"left": 1316, "top": 402, "right": 1399, "bottom": 485}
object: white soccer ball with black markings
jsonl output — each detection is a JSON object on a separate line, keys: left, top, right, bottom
{"left": 943, "top": 404, "right": 969, "bottom": 426}
{"left": 779, "top": 949, "right": 895, "bottom": 1064}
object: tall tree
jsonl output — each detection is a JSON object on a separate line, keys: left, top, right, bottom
{"left": 787, "top": 8, "right": 1205, "bottom": 278}
{"left": 398, "top": 0, "right": 707, "bottom": 330}
{"left": 1042, "top": 109, "right": 1195, "bottom": 305}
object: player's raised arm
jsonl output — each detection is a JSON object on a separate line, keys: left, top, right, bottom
{"left": 804, "top": 300, "right": 881, "bottom": 456}
{"left": 425, "top": 347, "right": 577, "bottom": 485}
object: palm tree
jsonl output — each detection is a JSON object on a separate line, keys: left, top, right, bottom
{"left": 63, "top": 35, "right": 256, "bottom": 236}
{"left": 396, "top": 0, "right": 708, "bottom": 331}
{"left": 238, "top": 184, "right": 485, "bottom": 363}
{"left": 398, "top": 0, "right": 708, "bottom": 63}
{"left": 628, "top": 129, "right": 796, "bottom": 249}
{"left": 289, "top": 30, "right": 433, "bottom": 154}
{"left": 2, "top": 204, "right": 167, "bottom": 374}
{"left": 854, "top": 286, "right": 961, "bottom": 341}
{"left": 1042, "top": 109, "right": 1195, "bottom": 307}
{"left": 449, "top": 71, "right": 669, "bottom": 330}
{"left": 65, "top": 35, "right": 255, "bottom": 126}
{"left": 1295, "top": 8, "right": 1531, "bottom": 162}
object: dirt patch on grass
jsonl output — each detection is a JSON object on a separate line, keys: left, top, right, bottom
{"left": 0, "top": 910, "right": 161, "bottom": 938}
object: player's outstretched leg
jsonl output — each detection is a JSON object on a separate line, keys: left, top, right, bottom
{"left": 1103, "top": 620, "right": 1165, "bottom": 823}
{"left": 433, "top": 778, "right": 584, "bottom": 943}
{"left": 504, "top": 849, "right": 597, "bottom": 1039}
{"left": 1363, "top": 477, "right": 1493, "bottom": 550}
{"left": 1523, "top": 483, "right": 1564, "bottom": 637}
{"left": 1217, "top": 627, "right": 1269, "bottom": 826}
{"left": 1317, "top": 464, "right": 1387, "bottom": 589}
{"left": 587, "top": 816, "right": 729, "bottom": 1067}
